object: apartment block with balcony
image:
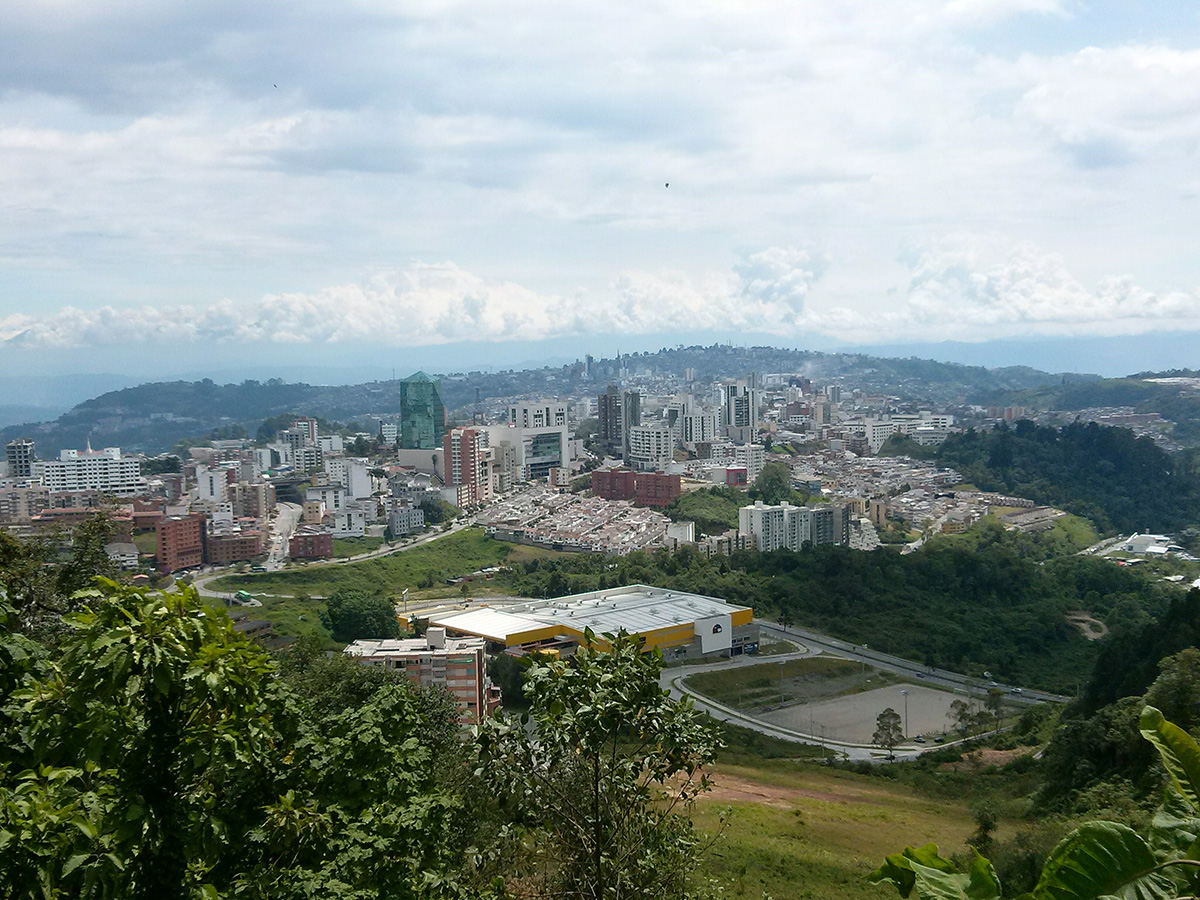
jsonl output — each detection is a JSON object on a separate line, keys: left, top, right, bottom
{"left": 345, "top": 628, "right": 500, "bottom": 724}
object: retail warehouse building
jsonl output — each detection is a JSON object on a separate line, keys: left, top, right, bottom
{"left": 416, "top": 584, "right": 758, "bottom": 660}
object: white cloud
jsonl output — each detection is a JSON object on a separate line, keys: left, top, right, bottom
{"left": 0, "top": 248, "right": 827, "bottom": 348}
{"left": 8, "top": 239, "right": 1199, "bottom": 351}
{"left": 801, "top": 236, "right": 1200, "bottom": 342}
{"left": 1, "top": 0, "right": 1199, "bottom": 358}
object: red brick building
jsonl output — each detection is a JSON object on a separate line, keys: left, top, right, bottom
{"left": 592, "top": 466, "right": 679, "bottom": 508}
{"left": 205, "top": 530, "right": 264, "bottom": 565}
{"left": 633, "top": 471, "right": 681, "bottom": 508}
{"left": 156, "top": 514, "right": 206, "bottom": 573}
{"left": 591, "top": 466, "right": 637, "bottom": 501}
{"left": 290, "top": 529, "right": 333, "bottom": 559}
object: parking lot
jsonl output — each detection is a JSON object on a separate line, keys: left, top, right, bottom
{"left": 756, "top": 683, "right": 973, "bottom": 745}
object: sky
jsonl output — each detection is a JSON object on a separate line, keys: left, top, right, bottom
{"left": 3, "top": 0, "right": 1200, "bottom": 378}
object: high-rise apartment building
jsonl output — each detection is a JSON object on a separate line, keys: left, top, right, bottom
{"left": 443, "top": 427, "right": 492, "bottom": 506}
{"left": 738, "top": 500, "right": 850, "bottom": 551}
{"left": 399, "top": 371, "right": 446, "bottom": 449}
{"left": 6, "top": 439, "right": 35, "bottom": 479}
{"left": 156, "top": 513, "right": 206, "bottom": 572}
{"left": 597, "top": 385, "right": 622, "bottom": 451}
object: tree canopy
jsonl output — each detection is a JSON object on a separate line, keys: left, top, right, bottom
{"left": 321, "top": 588, "right": 401, "bottom": 643}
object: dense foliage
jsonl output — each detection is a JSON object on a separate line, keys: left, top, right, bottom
{"left": 873, "top": 704, "right": 1200, "bottom": 900}
{"left": 321, "top": 588, "right": 402, "bottom": 643}
{"left": 500, "top": 523, "right": 1169, "bottom": 692}
{"left": 477, "top": 633, "right": 720, "bottom": 900}
{"left": 0, "top": 581, "right": 467, "bottom": 899}
{"left": 1, "top": 535, "right": 723, "bottom": 899}
{"left": 663, "top": 486, "right": 746, "bottom": 536}
{"left": 932, "top": 420, "right": 1200, "bottom": 534}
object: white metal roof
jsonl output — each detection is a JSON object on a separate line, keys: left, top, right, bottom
{"left": 431, "top": 584, "right": 750, "bottom": 644}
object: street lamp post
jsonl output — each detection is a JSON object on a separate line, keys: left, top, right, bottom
{"left": 779, "top": 660, "right": 786, "bottom": 705}
{"left": 901, "top": 689, "right": 910, "bottom": 738}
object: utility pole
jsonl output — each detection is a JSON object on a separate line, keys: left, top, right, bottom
{"left": 901, "top": 689, "right": 910, "bottom": 738}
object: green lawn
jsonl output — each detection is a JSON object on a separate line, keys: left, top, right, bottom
{"left": 332, "top": 535, "right": 384, "bottom": 558}
{"left": 208, "top": 528, "right": 514, "bottom": 598}
{"left": 685, "top": 658, "right": 903, "bottom": 710}
{"left": 131, "top": 531, "right": 158, "bottom": 555}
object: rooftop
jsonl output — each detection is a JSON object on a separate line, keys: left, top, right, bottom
{"left": 430, "top": 583, "right": 752, "bottom": 646}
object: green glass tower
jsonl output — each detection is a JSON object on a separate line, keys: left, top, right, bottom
{"left": 399, "top": 371, "right": 446, "bottom": 449}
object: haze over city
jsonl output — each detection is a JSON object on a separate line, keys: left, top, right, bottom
{"left": 4, "top": 1, "right": 1200, "bottom": 378}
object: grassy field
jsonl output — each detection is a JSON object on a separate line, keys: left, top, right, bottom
{"left": 131, "top": 531, "right": 157, "bottom": 555}
{"left": 208, "top": 528, "right": 515, "bottom": 597}
{"left": 332, "top": 535, "right": 384, "bottom": 558}
{"left": 219, "top": 594, "right": 333, "bottom": 646}
{"left": 691, "top": 761, "right": 979, "bottom": 900}
{"left": 685, "top": 658, "right": 903, "bottom": 710}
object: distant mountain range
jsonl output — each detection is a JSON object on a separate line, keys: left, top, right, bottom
{"left": 0, "top": 344, "right": 1100, "bottom": 456}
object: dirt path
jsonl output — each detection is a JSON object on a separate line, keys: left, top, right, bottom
{"left": 702, "top": 769, "right": 886, "bottom": 809}
{"left": 1066, "top": 611, "right": 1109, "bottom": 640}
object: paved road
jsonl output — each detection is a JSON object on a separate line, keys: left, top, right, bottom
{"left": 265, "top": 502, "right": 302, "bottom": 569}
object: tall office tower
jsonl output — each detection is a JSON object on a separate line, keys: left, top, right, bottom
{"left": 722, "top": 381, "right": 762, "bottom": 430}
{"left": 399, "top": 371, "right": 446, "bottom": 450}
{"left": 597, "top": 385, "right": 622, "bottom": 452}
{"left": 6, "top": 439, "right": 35, "bottom": 478}
{"left": 621, "top": 390, "right": 641, "bottom": 459}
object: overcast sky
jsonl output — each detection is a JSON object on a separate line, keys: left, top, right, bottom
{"left": 3, "top": 0, "right": 1200, "bottom": 373}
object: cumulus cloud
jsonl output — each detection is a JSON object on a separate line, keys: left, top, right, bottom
{"left": 6, "top": 239, "right": 1200, "bottom": 350}
{"left": 0, "top": 247, "right": 827, "bottom": 348}
{"left": 801, "top": 236, "right": 1200, "bottom": 343}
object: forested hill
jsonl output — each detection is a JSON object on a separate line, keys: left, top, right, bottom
{"left": 978, "top": 373, "right": 1200, "bottom": 444}
{"left": 0, "top": 379, "right": 402, "bottom": 457}
{"left": 0, "top": 345, "right": 1076, "bottom": 455}
{"left": 931, "top": 420, "right": 1200, "bottom": 534}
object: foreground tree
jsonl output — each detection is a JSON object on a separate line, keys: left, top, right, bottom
{"left": 0, "top": 580, "right": 465, "bottom": 899}
{"left": 477, "top": 631, "right": 721, "bottom": 900}
{"left": 871, "top": 705, "right": 1200, "bottom": 900}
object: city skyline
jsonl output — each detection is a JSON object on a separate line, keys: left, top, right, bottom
{"left": 4, "top": 1, "right": 1200, "bottom": 376}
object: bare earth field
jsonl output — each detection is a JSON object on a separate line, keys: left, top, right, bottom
{"left": 692, "top": 763, "right": 979, "bottom": 900}
{"left": 757, "top": 684, "right": 966, "bottom": 745}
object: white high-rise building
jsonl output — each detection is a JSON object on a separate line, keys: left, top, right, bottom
{"left": 507, "top": 402, "right": 568, "bottom": 430}
{"left": 627, "top": 423, "right": 675, "bottom": 472}
{"left": 326, "top": 457, "right": 373, "bottom": 499}
{"left": 39, "top": 447, "right": 142, "bottom": 496}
